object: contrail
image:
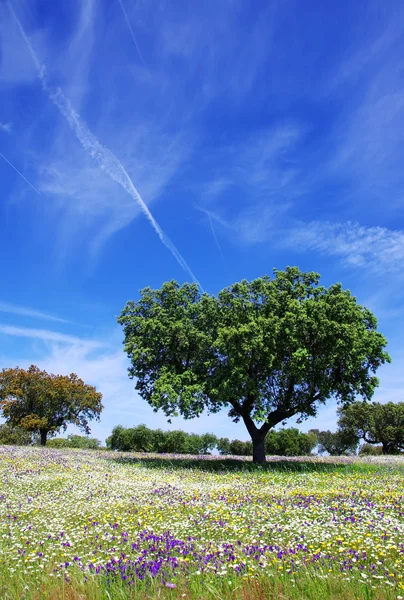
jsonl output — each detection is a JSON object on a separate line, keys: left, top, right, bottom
{"left": 7, "top": 1, "right": 202, "bottom": 290}
{"left": 197, "top": 206, "right": 228, "bottom": 275}
{"left": 208, "top": 212, "right": 227, "bottom": 269}
{"left": 117, "top": 0, "right": 147, "bottom": 67}
{"left": 0, "top": 152, "right": 41, "bottom": 195}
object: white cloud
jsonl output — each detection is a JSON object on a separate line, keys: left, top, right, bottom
{"left": 0, "top": 301, "right": 70, "bottom": 323}
{"left": 286, "top": 221, "right": 404, "bottom": 274}
{"left": 0, "top": 122, "right": 12, "bottom": 133}
{"left": 0, "top": 324, "right": 102, "bottom": 350}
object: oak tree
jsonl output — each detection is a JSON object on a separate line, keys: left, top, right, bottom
{"left": 118, "top": 267, "right": 389, "bottom": 464}
{"left": 0, "top": 365, "right": 103, "bottom": 446}
{"left": 338, "top": 401, "right": 404, "bottom": 455}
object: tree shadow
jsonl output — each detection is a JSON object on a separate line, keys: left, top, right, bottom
{"left": 106, "top": 454, "right": 354, "bottom": 473}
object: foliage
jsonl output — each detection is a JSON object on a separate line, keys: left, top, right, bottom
{"left": 0, "top": 365, "right": 103, "bottom": 446}
{"left": 118, "top": 268, "right": 389, "bottom": 463}
{"left": 265, "top": 428, "right": 318, "bottom": 456}
{"left": 216, "top": 437, "right": 231, "bottom": 455}
{"left": 106, "top": 425, "right": 217, "bottom": 454}
{"left": 0, "top": 423, "right": 36, "bottom": 446}
{"left": 229, "top": 439, "right": 253, "bottom": 456}
{"left": 47, "top": 435, "right": 101, "bottom": 450}
{"left": 310, "top": 429, "right": 359, "bottom": 456}
{"left": 216, "top": 429, "right": 317, "bottom": 457}
{"left": 358, "top": 443, "right": 383, "bottom": 456}
{"left": 338, "top": 401, "right": 404, "bottom": 455}
{"left": 105, "top": 425, "right": 317, "bottom": 457}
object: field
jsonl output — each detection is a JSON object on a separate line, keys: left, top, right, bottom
{"left": 0, "top": 447, "right": 403, "bottom": 600}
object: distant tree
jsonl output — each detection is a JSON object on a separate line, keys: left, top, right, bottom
{"left": 198, "top": 433, "right": 217, "bottom": 454}
{"left": 151, "top": 429, "right": 169, "bottom": 453}
{"left": 300, "top": 430, "right": 318, "bottom": 455}
{"left": 186, "top": 433, "right": 203, "bottom": 454}
{"left": 265, "top": 428, "right": 318, "bottom": 456}
{"left": 106, "top": 425, "right": 131, "bottom": 451}
{"left": 229, "top": 439, "right": 252, "bottom": 456}
{"left": 163, "top": 430, "right": 189, "bottom": 453}
{"left": 0, "top": 365, "right": 103, "bottom": 446}
{"left": 0, "top": 423, "right": 36, "bottom": 446}
{"left": 358, "top": 443, "right": 383, "bottom": 456}
{"left": 315, "top": 429, "right": 359, "bottom": 456}
{"left": 216, "top": 437, "right": 231, "bottom": 455}
{"left": 118, "top": 268, "right": 389, "bottom": 464}
{"left": 186, "top": 432, "right": 217, "bottom": 454}
{"left": 46, "top": 438, "right": 69, "bottom": 449}
{"left": 338, "top": 402, "right": 404, "bottom": 455}
{"left": 127, "top": 424, "right": 154, "bottom": 452}
{"left": 65, "top": 434, "right": 101, "bottom": 449}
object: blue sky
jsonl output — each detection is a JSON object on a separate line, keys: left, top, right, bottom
{"left": 1, "top": 0, "right": 404, "bottom": 444}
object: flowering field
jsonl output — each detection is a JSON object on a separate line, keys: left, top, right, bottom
{"left": 0, "top": 447, "right": 403, "bottom": 600}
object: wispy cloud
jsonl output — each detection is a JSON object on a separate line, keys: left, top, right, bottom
{"left": 285, "top": 221, "right": 404, "bottom": 274}
{"left": 0, "top": 152, "right": 41, "bottom": 195}
{"left": 0, "top": 122, "right": 12, "bottom": 133}
{"left": 202, "top": 123, "right": 305, "bottom": 203}
{"left": 37, "top": 126, "right": 189, "bottom": 256}
{"left": 321, "top": 12, "right": 404, "bottom": 216}
{"left": 0, "top": 324, "right": 102, "bottom": 349}
{"left": 0, "top": 302, "right": 69, "bottom": 324}
{"left": 196, "top": 123, "right": 305, "bottom": 247}
{"left": 7, "top": 0, "right": 201, "bottom": 288}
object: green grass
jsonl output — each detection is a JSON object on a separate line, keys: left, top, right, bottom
{"left": 0, "top": 566, "right": 401, "bottom": 600}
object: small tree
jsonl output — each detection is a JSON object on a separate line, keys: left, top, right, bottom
{"left": 314, "top": 429, "right": 359, "bottom": 456}
{"left": 118, "top": 268, "right": 389, "bottom": 464}
{"left": 265, "top": 428, "right": 318, "bottom": 456}
{"left": 216, "top": 437, "right": 231, "bottom": 455}
{"left": 338, "top": 402, "right": 404, "bottom": 455}
{"left": 0, "top": 365, "right": 103, "bottom": 446}
{"left": 65, "top": 434, "right": 101, "bottom": 449}
{"left": 0, "top": 423, "right": 36, "bottom": 446}
{"left": 229, "top": 439, "right": 253, "bottom": 456}
{"left": 359, "top": 443, "right": 383, "bottom": 456}
{"left": 106, "top": 425, "right": 131, "bottom": 451}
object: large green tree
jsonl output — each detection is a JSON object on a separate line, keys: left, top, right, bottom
{"left": 338, "top": 401, "right": 404, "bottom": 455}
{"left": 0, "top": 365, "right": 103, "bottom": 446}
{"left": 118, "top": 267, "right": 389, "bottom": 464}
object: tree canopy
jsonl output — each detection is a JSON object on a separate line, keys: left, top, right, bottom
{"left": 106, "top": 424, "right": 217, "bottom": 455}
{"left": 118, "top": 267, "right": 389, "bottom": 464}
{"left": 310, "top": 428, "right": 359, "bottom": 456}
{"left": 338, "top": 401, "right": 404, "bottom": 455}
{"left": 0, "top": 365, "right": 103, "bottom": 446}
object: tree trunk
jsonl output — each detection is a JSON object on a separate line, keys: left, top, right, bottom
{"left": 240, "top": 411, "right": 269, "bottom": 466}
{"left": 382, "top": 442, "right": 396, "bottom": 455}
{"left": 40, "top": 429, "right": 48, "bottom": 446}
{"left": 251, "top": 432, "right": 266, "bottom": 465}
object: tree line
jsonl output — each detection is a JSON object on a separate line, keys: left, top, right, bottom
{"left": 105, "top": 424, "right": 318, "bottom": 456}
{"left": 1, "top": 400, "right": 403, "bottom": 455}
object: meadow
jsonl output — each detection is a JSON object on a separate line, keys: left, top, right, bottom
{"left": 0, "top": 447, "right": 403, "bottom": 600}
